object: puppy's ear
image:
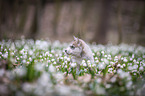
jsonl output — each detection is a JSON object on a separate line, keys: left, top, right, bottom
{"left": 73, "top": 36, "right": 78, "bottom": 41}
{"left": 77, "top": 39, "right": 82, "bottom": 47}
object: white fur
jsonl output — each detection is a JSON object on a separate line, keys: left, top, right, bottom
{"left": 65, "top": 36, "right": 94, "bottom": 64}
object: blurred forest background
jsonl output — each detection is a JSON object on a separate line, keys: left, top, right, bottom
{"left": 0, "top": 0, "right": 145, "bottom": 45}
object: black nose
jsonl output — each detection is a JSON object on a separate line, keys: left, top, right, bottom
{"left": 65, "top": 50, "right": 67, "bottom": 53}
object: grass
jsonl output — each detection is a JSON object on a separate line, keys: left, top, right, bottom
{"left": 0, "top": 39, "right": 145, "bottom": 96}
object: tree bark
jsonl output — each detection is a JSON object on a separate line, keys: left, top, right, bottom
{"left": 92, "top": 0, "right": 112, "bottom": 44}
{"left": 117, "top": 0, "right": 122, "bottom": 44}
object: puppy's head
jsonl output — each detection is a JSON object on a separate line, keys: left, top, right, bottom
{"left": 65, "top": 36, "right": 84, "bottom": 57}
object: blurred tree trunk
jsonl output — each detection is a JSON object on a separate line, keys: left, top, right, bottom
{"left": 138, "top": 3, "right": 145, "bottom": 34}
{"left": 0, "top": 0, "right": 2, "bottom": 40}
{"left": 92, "top": 0, "right": 112, "bottom": 44}
{"left": 117, "top": 0, "right": 122, "bottom": 44}
{"left": 77, "top": 0, "right": 93, "bottom": 39}
{"left": 52, "top": 0, "right": 62, "bottom": 36}
{"left": 29, "top": 0, "right": 46, "bottom": 39}
{"left": 17, "top": 0, "right": 28, "bottom": 33}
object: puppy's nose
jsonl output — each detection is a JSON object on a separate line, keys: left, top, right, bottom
{"left": 65, "top": 50, "right": 67, "bottom": 53}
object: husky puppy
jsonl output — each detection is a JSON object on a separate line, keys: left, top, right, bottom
{"left": 65, "top": 36, "right": 94, "bottom": 69}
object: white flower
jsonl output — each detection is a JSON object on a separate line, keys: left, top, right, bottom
{"left": 110, "top": 76, "right": 117, "bottom": 83}
{"left": 34, "top": 63, "right": 44, "bottom": 71}
{"left": 56, "top": 85, "right": 71, "bottom": 95}
{"left": 106, "top": 84, "right": 111, "bottom": 88}
{"left": 37, "top": 72, "right": 51, "bottom": 87}
{"left": 104, "top": 59, "right": 109, "bottom": 65}
{"left": 22, "top": 83, "right": 35, "bottom": 93}
{"left": 117, "top": 69, "right": 130, "bottom": 79}
{"left": 54, "top": 72, "right": 64, "bottom": 81}
{"left": 96, "top": 85, "right": 106, "bottom": 95}
{"left": 123, "top": 64, "right": 126, "bottom": 67}
{"left": 130, "top": 58, "right": 133, "bottom": 61}
{"left": 3, "top": 53, "right": 8, "bottom": 58}
{"left": 139, "top": 66, "right": 144, "bottom": 71}
{"left": 133, "top": 64, "right": 138, "bottom": 70}
{"left": 82, "top": 62, "right": 87, "bottom": 67}
{"left": 49, "top": 64, "right": 56, "bottom": 73}
{"left": 29, "top": 50, "right": 33, "bottom": 55}
{"left": 126, "top": 81, "right": 132, "bottom": 89}
{"left": 96, "top": 78, "right": 102, "bottom": 83}
{"left": 67, "top": 58, "right": 70, "bottom": 61}
{"left": 14, "top": 67, "right": 26, "bottom": 77}
{"left": 123, "top": 58, "right": 128, "bottom": 62}
{"left": 98, "top": 62, "right": 106, "bottom": 69}
{"left": 35, "top": 40, "right": 49, "bottom": 50}
{"left": 95, "top": 57, "right": 98, "bottom": 60}
{"left": 95, "top": 60, "right": 99, "bottom": 63}
{"left": 117, "top": 64, "right": 121, "bottom": 67}
{"left": 70, "top": 62, "right": 77, "bottom": 67}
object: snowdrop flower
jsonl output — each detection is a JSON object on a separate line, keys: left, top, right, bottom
{"left": 55, "top": 54, "right": 59, "bottom": 57}
{"left": 67, "top": 58, "right": 70, "bottom": 61}
{"left": 82, "top": 62, "right": 87, "bottom": 67}
{"left": 87, "top": 60, "right": 91, "bottom": 64}
{"left": 95, "top": 57, "right": 98, "bottom": 60}
{"left": 110, "top": 76, "right": 117, "bottom": 83}
{"left": 123, "top": 58, "right": 128, "bottom": 62}
{"left": 64, "top": 56, "right": 67, "bottom": 60}
{"left": 133, "top": 64, "right": 138, "bottom": 70}
{"left": 29, "top": 57, "right": 32, "bottom": 62}
{"left": 133, "top": 59, "right": 136, "bottom": 63}
{"left": 3, "top": 53, "right": 8, "bottom": 58}
{"left": 96, "top": 85, "right": 106, "bottom": 95}
{"left": 130, "top": 58, "right": 133, "bottom": 61}
{"left": 49, "top": 64, "right": 56, "bottom": 73}
{"left": 14, "top": 67, "right": 26, "bottom": 77}
{"left": 117, "top": 69, "right": 130, "bottom": 79}
{"left": 126, "top": 81, "right": 133, "bottom": 89}
{"left": 56, "top": 85, "right": 71, "bottom": 96}
{"left": 22, "top": 60, "right": 26, "bottom": 64}
{"left": 123, "top": 64, "right": 126, "bottom": 67}
{"left": 119, "top": 65, "right": 123, "bottom": 68}
{"left": 104, "top": 59, "right": 109, "bottom": 65}
{"left": 54, "top": 72, "right": 64, "bottom": 81}
{"left": 96, "top": 78, "right": 102, "bottom": 83}
{"left": 34, "top": 63, "right": 44, "bottom": 71}
{"left": 51, "top": 59, "right": 55, "bottom": 62}
{"left": 101, "top": 51, "right": 105, "bottom": 55}
{"left": 22, "top": 83, "right": 35, "bottom": 93}
{"left": 132, "top": 54, "right": 134, "bottom": 58}
{"left": 139, "top": 66, "right": 144, "bottom": 71}
{"left": 95, "top": 60, "right": 99, "bottom": 63}
{"left": 35, "top": 40, "right": 49, "bottom": 50}
{"left": 70, "top": 62, "right": 77, "bottom": 67}
{"left": 105, "top": 84, "right": 111, "bottom": 88}
{"left": 98, "top": 62, "right": 106, "bottom": 70}
{"left": 28, "top": 50, "right": 33, "bottom": 55}
{"left": 51, "top": 50, "right": 55, "bottom": 53}
{"left": 49, "top": 54, "right": 52, "bottom": 57}
{"left": 37, "top": 72, "right": 51, "bottom": 87}
{"left": 117, "top": 64, "right": 121, "bottom": 68}
{"left": 53, "top": 62, "right": 56, "bottom": 64}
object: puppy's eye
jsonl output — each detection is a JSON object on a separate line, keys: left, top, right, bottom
{"left": 70, "top": 46, "right": 75, "bottom": 49}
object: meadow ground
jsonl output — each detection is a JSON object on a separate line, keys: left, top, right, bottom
{"left": 0, "top": 39, "right": 145, "bottom": 96}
